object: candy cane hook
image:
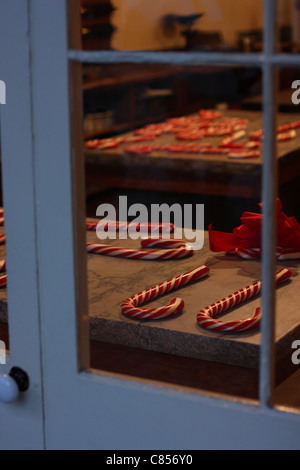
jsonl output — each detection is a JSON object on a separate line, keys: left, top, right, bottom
{"left": 197, "top": 268, "right": 292, "bottom": 332}
{"left": 121, "top": 265, "right": 209, "bottom": 320}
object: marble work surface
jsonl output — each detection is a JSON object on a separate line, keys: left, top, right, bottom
{"left": 0, "top": 224, "right": 299, "bottom": 369}
{"left": 84, "top": 224, "right": 300, "bottom": 369}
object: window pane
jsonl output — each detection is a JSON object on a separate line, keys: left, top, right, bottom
{"left": 80, "top": 0, "right": 264, "bottom": 53}
{"left": 272, "top": 67, "right": 300, "bottom": 411}
{"left": 0, "top": 114, "right": 8, "bottom": 363}
{"left": 73, "top": 0, "right": 299, "bottom": 406}
{"left": 280, "top": 0, "right": 300, "bottom": 53}
{"left": 81, "top": 58, "right": 268, "bottom": 401}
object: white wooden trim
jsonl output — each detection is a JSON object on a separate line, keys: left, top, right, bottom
{"left": 1, "top": 0, "right": 300, "bottom": 450}
{"left": 68, "top": 49, "right": 300, "bottom": 66}
{"left": 259, "top": 0, "right": 278, "bottom": 408}
{"left": 0, "top": 0, "right": 44, "bottom": 449}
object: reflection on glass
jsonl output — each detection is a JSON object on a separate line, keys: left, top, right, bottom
{"left": 289, "top": 0, "right": 300, "bottom": 52}
{"left": 82, "top": 60, "right": 269, "bottom": 401}
{"left": 78, "top": 1, "right": 300, "bottom": 408}
{"left": 79, "top": 0, "right": 300, "bottom": 54}
{"left": 80, "top": 0, "right": 266, "bottom": 52}
{"left": 273, "top": 63, "right": 300, "bottom": 409}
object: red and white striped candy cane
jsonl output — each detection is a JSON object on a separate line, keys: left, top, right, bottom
{"left": 249, "top": 130, "right": 263, "bottom": 141}
{"left": 0, "top": 259, "right": 7, "bottom": 287}
{"left": 219, "top": 130, "right": 246, "bottom": 147}
{"left": 86, "top": 220, "right": 175, "bottom": 234}
{"left": 229, "top": 247, "right": 261, "bottom": 259}
{"left": 277, "top": 120, "right": 300, "bottom": 132}
{"left": 276, "top": 248, "right": 300, "bottom": 260}
{"left": 121, "top": 265, "right": 209, "bottom": 320}
{"left": 230, "top": 247, "right": 300, "bottom": 260}
{"left": 245, "top": 140, "right": 260, "bottom": 149}
{"left": 0, "top": 214, "right": 4, "bottom": 226}
{"left": 227, "top": 149, "right": 260, "bottom": 158}
{"left": 277, "top": 130, "right": 296, "bottom": 142}
{"left": 204, "top": 126, "right": 233, "bottom": 137}
{"left": 197, "top": 268, "right": 292, "bottom": 332}
{"left": 86, "top": 238, "right": 194, "bottom": 260}
{"left": 84, "top": 137, "right": 122, "bottom": 150}
{"left": 198, "top": 109, "right": 222, "bottom": 120}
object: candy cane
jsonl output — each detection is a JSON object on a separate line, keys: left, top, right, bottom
{"left": 227, "top": 149, "right": 260, "bottom": 158}
{"left": 277, "top": 120, "right": 300, "bottom": 132}
{"left": 199, "top": 110, "right": 222, "bottom": 120}
{"left": 219, "top": 130, "right": 246, "bottom": 147}
{"left": 277, "top": 130, "right": 296, "bottom": 141}
{"left": 229, "top": 247, "right": 261, "bottom": 259}
{"left": 0, "top": 259, "right": 7, "bottom": 287}
{"left": 229, "top": 247, "right": 300, "bottom": 260}
{"left": 121, "top": 265, "right": 209, "bottom": 320}
{"left": 86, "top": 220, "right": 175, "bottom": 234}
{"left": 86, "top": 238, "right": 194, "bottom": 260}
{"left": 197, "top": 268, "right": 292, "bottom": 332}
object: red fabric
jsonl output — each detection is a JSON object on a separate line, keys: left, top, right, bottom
{"left": 208, "top": 199, "right": 300, "bottom": 254}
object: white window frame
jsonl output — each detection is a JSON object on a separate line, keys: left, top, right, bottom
{"left": 68, "top": 0, "right": 300, "bottom": 409}
{"left": 0, "top": 0, "right": 300, "bottom": 450}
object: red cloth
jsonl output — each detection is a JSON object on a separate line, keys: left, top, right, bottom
{"left": 208, "top": 199, "right": 300, "bottom": 254}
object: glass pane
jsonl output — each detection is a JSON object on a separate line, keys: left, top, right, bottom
{"left": 279, "top": 0, "right": 300, "bottom": 53}
{"left": 0, "top": 111, "right": 8, "bottom": 364}
{"left": 74, "top": 0, "right": 300, "bottom": 411}
{"left": 272, "top": 67, "right": 300, "bottom": 411}
{"left": 81, "top": 53, "right": 268, "bottom": 402}
{"left": 80, "top": 0, "right": 265, "bottom": 53}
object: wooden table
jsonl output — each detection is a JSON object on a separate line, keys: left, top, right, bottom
{"left": 85, "top": 110, "right": 300, "bottom": 199}
{"left": 1, "top": 223, "right": 299, "bottom": 399}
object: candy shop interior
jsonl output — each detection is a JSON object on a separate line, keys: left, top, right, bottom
{"left": 81, "top": 0, "right": 300, "bottom": 406}
{"left": 1, "top": 0, "right": 300, "bottom": 450}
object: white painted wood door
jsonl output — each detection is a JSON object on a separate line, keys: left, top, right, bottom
{"left": 0, "top": 0, "right": 45, "bottom": 450}
{"left": 0, "top": 0, "right": 300, "bottom": 450}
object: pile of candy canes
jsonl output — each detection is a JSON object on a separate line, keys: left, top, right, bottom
{"left": 84, "top": 109, "right": 300, "bottom": 159}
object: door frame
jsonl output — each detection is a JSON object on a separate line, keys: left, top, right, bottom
{"left": 0, "top": 0, "right": 300, "bottom": 450}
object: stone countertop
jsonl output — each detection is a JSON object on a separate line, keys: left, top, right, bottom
{"left": 0, "top": 224, "right": 299, "bottom": 369}
{"left": 85, "top": 226, "right": 300, "bottom": 369}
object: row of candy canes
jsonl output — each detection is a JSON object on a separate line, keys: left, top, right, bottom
{"left": 0, "top": 203, "right": 294, "bottom": 330}
{"left": 84, "top": 109, "right": 299, "bottom": 159}
{"left": 120, "top": 264, "right": 292, "bottom": 331}
{"left": 85, "top": 220, "right": 293, "bottom": 332}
